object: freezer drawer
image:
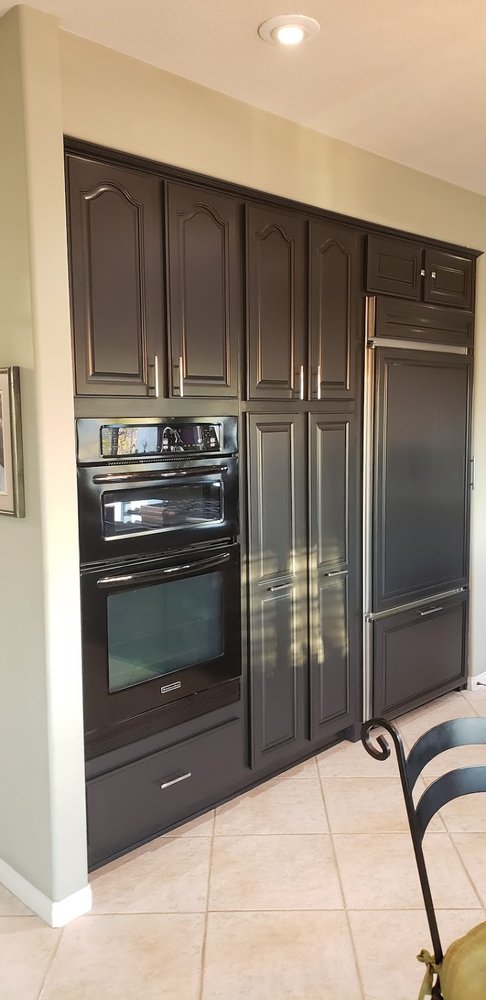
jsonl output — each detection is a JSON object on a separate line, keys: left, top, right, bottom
{"left": 372, "top": 592, "right": 467, "bottom": 718}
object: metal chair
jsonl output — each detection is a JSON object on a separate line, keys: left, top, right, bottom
{"left": 361, "top": 715, "right": 486, "bottom": 999}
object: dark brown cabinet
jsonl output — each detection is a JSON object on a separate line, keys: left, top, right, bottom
{"left": 247, "top": 414, "right": 308, "bottom": 766}
{"left": 246, "top": 205, "right": 306, "bottom": 400}
{"left": 309, "top": 413, "right": 358, "bottom": 740}
{"left": 166, "top": 182, "right": 241, "bottom": 397}
{"left": 373, "top": 592, "right": 468, "bottom": 718}
{"left": 374, "top": 297, "right": 473, "bottom": 348}
{"left": 367, "top": 234, "right": 473, "bottom": 310}
{"left": 66, "top": 155, "right": 164, "bottom": 397}
{"left": 247, "top": 411, "right": 359, "bottom": 766}
{"left": 309, "top": 222, "right": 362, "bottom": 401}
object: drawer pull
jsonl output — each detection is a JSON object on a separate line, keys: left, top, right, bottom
{"left": 418, "top": 606, "right": 442, "bottom": 617}
{"left": 324, "top": 569, "right": 348, "bottom": 578}
{"left": 160, "top": 771, "right": 192, "bottom": 790}
{"left": 267, "top": 582, "right": 292, "bottom": 593}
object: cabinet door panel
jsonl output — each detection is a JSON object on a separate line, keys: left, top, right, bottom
{"left": 373, "top": 594, "right": 467, "bottom": 717}
{"left": 247, "top": 414, "right": 307, "bottom": 765}
{"left": 373, "top": 349, "right": 471, "bottom": 611}
{"left": 309, "top": 414, "right": 357, "bottom": 738}
{"left": 166, "top": 182, "right": 240, "bottom": 397}
{"left": 309, "top": 222, "right": 361, "bottom": 400}
{"left": 67, "top": 156, "right": 163, "bottom": 397}
{"left": 247, "top": 206, "right": 306, "bottom": 399}
{"left": 375, "top": 297, "right": 473, "bottom": 348}
{"left": 367, "top": 235, "right": 422, "bottom": 300}
{"left": 424, "top": 249, "right": 473, "bottom": 310}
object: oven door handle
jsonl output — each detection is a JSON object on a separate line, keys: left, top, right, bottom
{"left": 92, "top": 465, "right": 228, "bottom": 484}
{"left": 97, "top": 550, "right": 232, "bottom": 588}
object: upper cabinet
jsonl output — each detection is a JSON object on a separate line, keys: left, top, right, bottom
{"left": 367, "top": 234, "right": 474, "bottom": 310}
{"left": 66, "top": 155, "right": 164, "bottom": 397}
{"left": 246, "top": 205, "right": 306, "bottom": 400}
{"left": 165, "top": 182, "right": 241, "bottom": 398}
{"left": 309, "top": 222, "right": 362, "bottom": 401}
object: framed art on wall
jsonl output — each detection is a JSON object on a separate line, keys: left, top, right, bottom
{"left": 0, "top": 366, "right": 25, "bottom": 517}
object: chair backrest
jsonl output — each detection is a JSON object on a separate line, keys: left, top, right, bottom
{"left": 361, "top": 715, "right": 486, "bottom": 969}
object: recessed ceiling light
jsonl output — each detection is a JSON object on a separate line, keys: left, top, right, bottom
{"left": 258, "top": 14, "right": 320, "bottom": 46}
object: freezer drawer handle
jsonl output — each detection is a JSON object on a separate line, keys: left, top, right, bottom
{"left": 324, "top": 569, "right": 348, "bottom": 578}
{"left": 267, "top": 582, "right": 292, "bottom": 593}
{"left": 418, "top": 606, "right": 443, "bottom": 617}
{"left": 160, "top": 771, "right": 192, "bottom": 790}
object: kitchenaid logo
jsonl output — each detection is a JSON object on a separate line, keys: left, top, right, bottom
{"left": 160, "top": 681, "right": 182, "bottom": 695}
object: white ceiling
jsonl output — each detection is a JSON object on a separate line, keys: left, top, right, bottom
{"left": 5, "top": 0, "right": 486, "bottom": 195}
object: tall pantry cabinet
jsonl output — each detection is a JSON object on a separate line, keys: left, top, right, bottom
{"left": 246, "top": 211, "right": 363, "bottom": 770}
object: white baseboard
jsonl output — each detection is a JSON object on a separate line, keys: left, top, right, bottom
{"left": 468, "top": 670, "right": 486, "bottom": 691}
{"left": 0, "top": 856, "right": 92, "bottom": 927}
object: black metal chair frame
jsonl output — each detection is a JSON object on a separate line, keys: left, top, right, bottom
{"left": 362, "top": 716, "right": 486, "bottom": 999}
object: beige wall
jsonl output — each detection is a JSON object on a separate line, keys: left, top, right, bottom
{"left": 0, "top": 6, "right": 87, "bottom": 904}
{"left": 60, "top": 31, "right": 486, "bottom": 678}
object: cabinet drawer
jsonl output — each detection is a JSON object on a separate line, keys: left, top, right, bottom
{"left": 375, "top": 297, "right": 473, "bottom": 348}
{"left": 373, "top": 593, "right": 467, "bottom": 718}
{"left": 87, "top": 718, "right": 243, "bottom": 867}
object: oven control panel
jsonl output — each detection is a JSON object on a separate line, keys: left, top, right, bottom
{"left": 76, "top": 416, "right": 238, "bottom": 464}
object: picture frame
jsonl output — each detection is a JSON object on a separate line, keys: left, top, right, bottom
{"left": 0, "top": 366, "right": 25, "bottom": 518}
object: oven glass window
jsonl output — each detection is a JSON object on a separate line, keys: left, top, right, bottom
{"left": 102, "top": 483, "right": 223, "bottom": 537}
{"left": 107, "top": 572, "right": 223, "bottom": 692}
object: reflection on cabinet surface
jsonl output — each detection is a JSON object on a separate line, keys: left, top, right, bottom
{"left": 247, "top": 411, "right": 359, "bottom": 766}
{"left": 66, "top": 155, "right": 164, "bottom": 397}
{"left": 367, "top": 234, "right": 473, "bottom": 310}
{"left": 166, "top": 181, "right": 241, "bottom": 398}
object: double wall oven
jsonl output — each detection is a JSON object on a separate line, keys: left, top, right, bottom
{"left": 77, "top": 417, "right": 241, "bottom": 756}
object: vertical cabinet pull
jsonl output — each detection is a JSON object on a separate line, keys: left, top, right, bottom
{"left": 316, "top": 364, "right": 321, "bottom": 400}
{"left": 154, "top": 354, "right": 160, "bottom": 398}
{"left": 299, "top": 364, "right": 304, "bottom": 400}
{"left": 179, "top": 355, "right": 184, "bottom": 398}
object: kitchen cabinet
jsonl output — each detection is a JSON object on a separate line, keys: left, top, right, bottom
{"left": 166, "top": 181, "right": 241, "bottom": 398}
{"left": 309, "top": 222, "right": 362, "bottom": 401}
{"left": 246, "top": 205, "right": 306, "bottom": 400}
{"left": 247, "top": 414, "right": 308, "bottom": 766}
{"left": 309, "top": 413, "right": 358, "bottom": 740}
{"left": 247, "top": 410, "right": 359, "bottom": 765}
{"left": 66, "top": 155, "right": 164, "bottom": 397}
{"left": 367, "top": 235, "right": 473, "bottom": 310}
{"left": 374, "top": 297, "right": 473, "bottom": 348}
{"left": 373, "top": 592, "right": 468, "bottom": 718}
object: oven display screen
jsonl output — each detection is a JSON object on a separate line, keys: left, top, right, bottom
{"left": 101, "top": 425, "right": 160, "bottom": 457}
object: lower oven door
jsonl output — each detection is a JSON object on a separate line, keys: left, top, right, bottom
{"left": 81, "top": 543, "right": 241, "bottom": 750}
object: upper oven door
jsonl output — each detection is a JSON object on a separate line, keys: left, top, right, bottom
{"left": 78, "top": 456, "right": 239, "bottom": 564}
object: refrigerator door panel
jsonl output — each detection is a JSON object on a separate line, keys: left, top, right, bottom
{"left": 373, "top": 347, "right": 471, "bottom": 613}
{"left": 373, "top": 591, "right": 468, "bottom": 718}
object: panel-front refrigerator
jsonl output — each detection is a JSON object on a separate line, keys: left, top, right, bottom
{"left": 363, "top": 298, "right": 472, "bottom": 719}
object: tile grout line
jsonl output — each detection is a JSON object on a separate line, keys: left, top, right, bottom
{"left": 315, "top": 754, "right": 366, "bottom": 1000}
{"left": 444, "top": 829, "right": 486, "bottom": 910}
{"left": 198, "top": 813, "right": 216, "bottom": 1000}
{"left": 36, "top": 925, "right": 65, "bottom": 999}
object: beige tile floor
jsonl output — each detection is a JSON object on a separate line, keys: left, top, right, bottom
{"left": 2, "top": 688, "right": 486, "bottom": 999}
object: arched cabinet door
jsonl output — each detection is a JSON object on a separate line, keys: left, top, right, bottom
{"left": 166, "top": 182, "right": 241, "bottom": 397}
{"left": 246, "top": 205, "right": 306, "bottom": 400}
{"left": 309, "top": 221, "right": 362, "bottom": 402}
{"left": 66, "top": 155, "right": 164, "bottom": 397}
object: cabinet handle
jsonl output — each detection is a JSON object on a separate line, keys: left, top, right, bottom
{"left": 160, "top": 771, "right": 192, "bottom": 790}
{"left": 324, "top": 569, "right": 348, "bottom": 577}
{"left": 154, "top": 354, "right": 160, "bottom": 399}
{"left": 431, "top": 270, "right": 437, "bottom": 279}
{"left": 267, "top": 582, "right": 292, "bottom": 593}
{"left": 300, "top": 365, "right": 304, "bottom": 400}
{"left": 420, "top": 268, "right": 426, "bottom": 277}
{"left": 418, "top": 606, "right": 442, "bottom": 617}
{"left": 179, "top": 355, "right": 184, "bottom": 398}
{"left": 316, "top": 364, "right": 321, "bottom": 400}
